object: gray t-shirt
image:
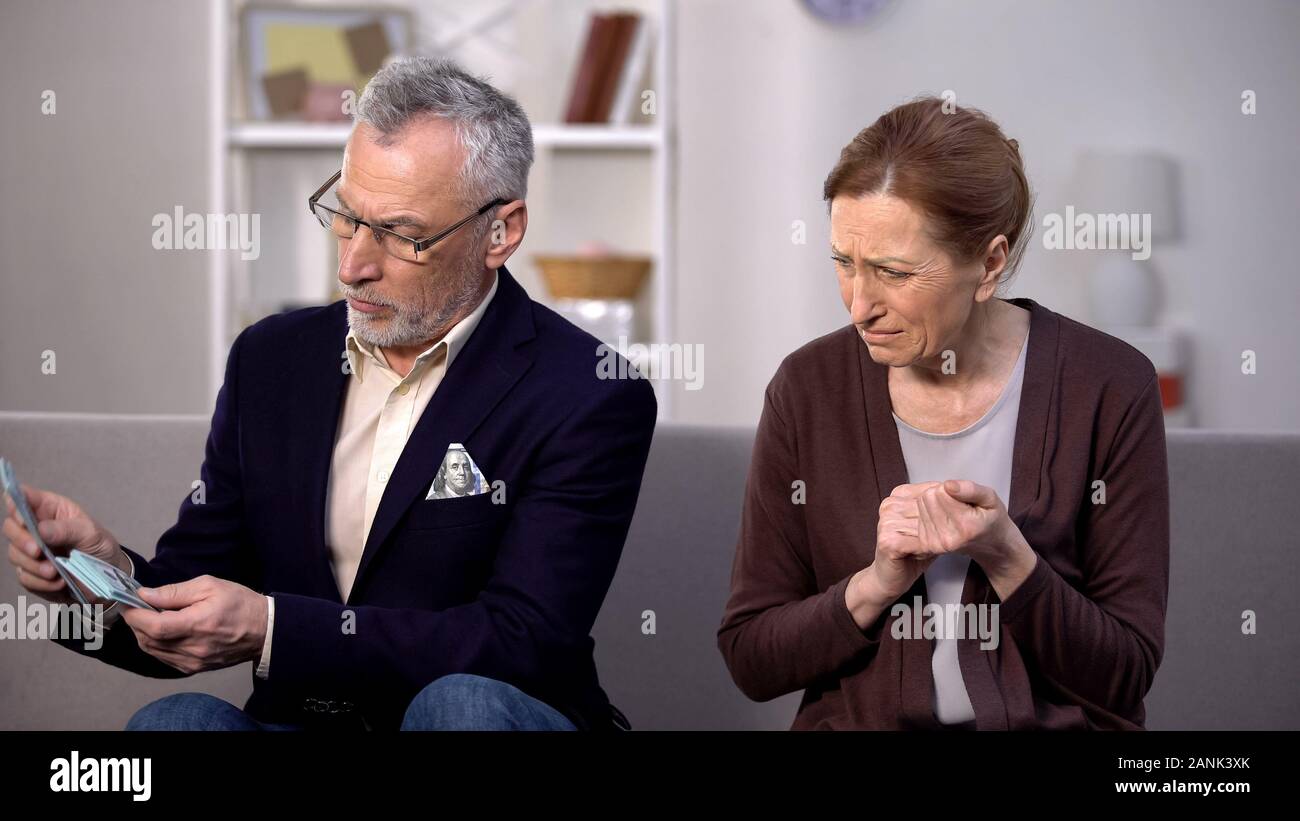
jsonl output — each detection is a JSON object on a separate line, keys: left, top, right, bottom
{"left": 891, "top": 322, "right": 1030, "bottom": 727}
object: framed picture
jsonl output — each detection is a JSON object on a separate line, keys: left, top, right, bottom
{"left": 239, "top": 3, "right": 415, "bottom": 122}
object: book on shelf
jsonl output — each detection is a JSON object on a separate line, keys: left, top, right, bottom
{"left": 609, "top": 13, "right": 654, "bottom": 125}
{"left": 564, "top": 11, "right": 654, "bottom": 125}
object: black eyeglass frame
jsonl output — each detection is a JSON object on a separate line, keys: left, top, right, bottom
{"left": 308, "top": 169, "right": 507, "bottom": 260}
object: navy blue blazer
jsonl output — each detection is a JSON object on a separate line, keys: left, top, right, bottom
{"left": 58, "top": 267, "right": 658, "bottom": 730}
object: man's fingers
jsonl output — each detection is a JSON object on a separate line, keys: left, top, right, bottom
{"left": 18, "top": 485, "right": 45, "bottom": 516}
{"left": 23, "top": 485, "right": 64, "bottom": 520}
{"left": 2, "top": 513, "right": 30, "bottom": 547}
{"left": 8, "top": 542, "right": 56, "bottom": 578}
{"left": 8, "top": 539, "right": 56, "bottom": 577}
{"left": 124, "top": 609, "right": 183, "bottom": 641}
{"left": 124, "top": 602, "right": 202, "bottom": 642}
{"left": 37, "top": 516, "right": 93, "bottom": 549}
{"left": 138, "top": 577, "right": 211, "bottom": 610}
{"left": 130, "top": 631, "right": 191, "bottom": 673}
{"left": 15, "top": 565, "right": 66, "bottom": 593}
{"left": 2, "top": 498, "right": 92, "bottom": 555}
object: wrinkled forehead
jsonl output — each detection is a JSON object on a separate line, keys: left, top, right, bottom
{"left": 339, "top": 119, "right": 466, "bottom": 209}
{"left": 829, "top": 194, "right": 938, "bottom": 260}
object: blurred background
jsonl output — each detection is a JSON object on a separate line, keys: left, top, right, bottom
{"left": 1, "top": 0, "right": 1297, "bottom": 430}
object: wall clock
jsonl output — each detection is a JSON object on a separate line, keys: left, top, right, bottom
{"left": 801, "top": 0, "right": 895, "bottom": 25}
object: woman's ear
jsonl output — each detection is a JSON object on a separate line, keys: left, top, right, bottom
{"left": 484, "top": 200, "right": 528, "bottom": 270}
{"left": 976, "top": 234, "right": 1010, "bottom": 300}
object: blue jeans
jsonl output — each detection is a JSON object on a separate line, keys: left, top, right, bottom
{"left": 124, "top": 674, "right": 577, "bottom": 731}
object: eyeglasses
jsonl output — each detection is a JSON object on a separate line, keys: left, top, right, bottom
{"left": 308, "top": 170, "right": 506, "bottom": 262}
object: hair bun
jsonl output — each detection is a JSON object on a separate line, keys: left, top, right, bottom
{"left": 1006, "top": 137, "right": 1020, "bottom": 155}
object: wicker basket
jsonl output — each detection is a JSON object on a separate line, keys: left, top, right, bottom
{"left": 534, "top": 255, "right": 651, "bottom": 300}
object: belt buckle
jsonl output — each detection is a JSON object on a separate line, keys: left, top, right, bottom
{"left": 302, "top": 696, "right": 355, "bottom": 715}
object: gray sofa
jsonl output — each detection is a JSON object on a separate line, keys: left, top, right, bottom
{"left": 1, "top": 411, "right": 1296, "bottom": 730}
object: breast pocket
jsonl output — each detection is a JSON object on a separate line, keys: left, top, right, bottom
{"left": 403, "top": 492, "right": 503, "bottom": 531}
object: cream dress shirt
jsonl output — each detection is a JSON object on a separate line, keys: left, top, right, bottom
{"left": 255, "top": 272, "right": 499, "bottom": 678}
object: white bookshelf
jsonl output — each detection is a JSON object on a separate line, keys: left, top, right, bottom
{"left": 228, "top": 121, "right": 666, "bottom": 150}
{"left": 209, "top": 0, "right": 677, "bottom": 417}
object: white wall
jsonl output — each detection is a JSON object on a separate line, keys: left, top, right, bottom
{"left": 0, "top": 0, "right": 212, "bottom": 414}
{"left": 670, "top": 0, "right": 1300, "bottom": 431}
{"left": 3, "top": 0, "right": 1297, "bottom": 432}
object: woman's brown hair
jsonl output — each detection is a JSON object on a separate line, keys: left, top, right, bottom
{"left": 823, "top": 96, "right": 1035, "bottom": 287}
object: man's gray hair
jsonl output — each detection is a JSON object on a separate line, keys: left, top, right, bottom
{"left": 355, "top": 56, "right": 534, "bottom": 206}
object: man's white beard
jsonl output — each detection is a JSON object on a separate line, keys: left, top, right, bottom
{"left": 345, "top": 259, "right": 483, "bottom": 348}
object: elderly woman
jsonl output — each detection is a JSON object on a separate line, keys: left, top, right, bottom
{"left": 718, "top": 97, "right": 1169, "bottom": 730}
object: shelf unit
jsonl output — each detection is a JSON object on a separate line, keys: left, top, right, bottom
{"left": 228, "top": 121, "right": 667, "bottom": 150}
{"left": 208, "top": 0, "right": 676, "bottom": 416}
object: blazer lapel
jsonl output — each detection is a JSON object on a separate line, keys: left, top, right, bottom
{"left": 295, "top": 301, "right": 353, "bottom": 604}
{"left": 346, "top": 267, "right": 537, "bottom": 604}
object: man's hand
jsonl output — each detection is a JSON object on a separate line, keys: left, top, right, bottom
{"left": 4, "top": 485, "right": 128, "bottom": 606}
{"left": 122, "top": 575, "right": 268, "bottom": 675}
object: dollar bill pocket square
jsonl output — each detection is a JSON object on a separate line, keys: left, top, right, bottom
{"left": 426, "top": 443, "right": 489, "bottom": 500}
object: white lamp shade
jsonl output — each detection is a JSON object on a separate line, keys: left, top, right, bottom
{"left": 1072, "top": 150, "right": 1181, "bottom": 241}
{"left": 1089, "top": 253, "right": 1162, "bottom": 327}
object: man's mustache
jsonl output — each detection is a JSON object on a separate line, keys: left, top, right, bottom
{"left": 340, "top": 287, "right": 396, "bottom": 309}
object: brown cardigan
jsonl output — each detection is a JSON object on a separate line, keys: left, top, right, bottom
{"left": 718, "top": 297, "right": 1170, "bottom": 730}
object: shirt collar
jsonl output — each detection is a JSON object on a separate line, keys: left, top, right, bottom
{"left": 344, "top": 271, "right": 499, "bottom": 383}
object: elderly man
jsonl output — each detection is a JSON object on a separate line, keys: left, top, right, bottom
{"left": 4, "top": 58, "right": 657, "bottom": 731}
